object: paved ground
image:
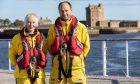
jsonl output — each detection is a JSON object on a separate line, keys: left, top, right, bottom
{"left": 1, "top": 69, "right": 140, "bottom": 84}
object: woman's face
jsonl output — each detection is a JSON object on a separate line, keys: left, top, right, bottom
{"left": 26, "top": 15, "right": 38, "bottom": 34}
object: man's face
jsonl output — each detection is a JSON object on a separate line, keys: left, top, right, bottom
{"left": 26, "top": 15, "right": 38, "bottom": 33}
{"left": 59, "top": 3, "right": 72, "bottom": 21}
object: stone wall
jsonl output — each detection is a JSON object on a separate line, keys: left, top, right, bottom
{"left": 99, "top": 20, "right": 109, "bottom": 27}
{"left": 109, "top": 21, "right": 120, "bottom": 28}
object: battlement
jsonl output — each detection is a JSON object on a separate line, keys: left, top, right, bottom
{"left": 86, "top": 3, "right": 140, "bottom": 28}
{"left": 86, "top": 3, "right": 104, "bottom": 27}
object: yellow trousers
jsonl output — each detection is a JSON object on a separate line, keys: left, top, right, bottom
{"left": 16, "top": 78, "right": 45, "bottom": 84}
{"left": 49, "top": 78, "right": 86, "bottom": 84}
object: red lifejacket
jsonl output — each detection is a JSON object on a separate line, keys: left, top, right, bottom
{"left": 16, "top": 33, "right": 47, "bottom": 69}
{"left": 50, "top": 16, "right": 83, "bottom": 55}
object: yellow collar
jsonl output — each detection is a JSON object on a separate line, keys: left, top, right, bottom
{"left": 23, "top": 28, "right": 39, "bottom": 37}
{"left": 60, "top": 18, "right": 72, "bottom": 25}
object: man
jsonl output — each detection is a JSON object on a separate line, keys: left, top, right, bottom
{"left": 9, "top": 13, "right": 47, "bottom": 84}
{"left": 47, "top": 1, "right": 90, "bottom": 84}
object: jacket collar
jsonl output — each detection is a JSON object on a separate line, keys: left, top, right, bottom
{"left": 20, "top": 27, "right": 39, "bottom": 37}
{"left": 60, "top": 17, "right": 72, "bottom": 26}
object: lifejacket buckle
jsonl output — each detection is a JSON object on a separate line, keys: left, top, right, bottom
{"left": 62, "top": 43, "right": 67, "bottom": 49}
{"left": 60, "top": 43, "right": 67, "bottom": 56}
{"left": 30, "top": 56, "right": 37, "bottom": 69}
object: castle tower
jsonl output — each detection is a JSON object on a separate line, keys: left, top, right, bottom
{"left": 86, "top": 3, "right": 104, "bottom": 27}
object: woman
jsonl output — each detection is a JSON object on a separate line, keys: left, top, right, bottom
{"left": 9, "top": 13, "right": 47, "bottom": 84}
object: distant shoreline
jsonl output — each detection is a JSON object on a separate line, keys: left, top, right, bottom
{"left": 0, "top": 27, "right": 140, "bottom": 39}
{"left": 88, "top": 27, "right": 140, "bottom": 35}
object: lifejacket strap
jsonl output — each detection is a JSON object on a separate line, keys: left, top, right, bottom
{"left": 58, "top": 56, "right": 68, "bottom": 81}
{"left": 67, "top": 54, "right": 74, "bottom": 78}
{"left": 37, "top": 33, "right": 43, "bottom": 50}
{"left": 58, "top": 56, "right": 62, "bottom": 81}
{"left": 58, "top": 54, "right": 74, "bottom": 81}
{"left": 27, "top": 69, "right": 39, "bottom": 84}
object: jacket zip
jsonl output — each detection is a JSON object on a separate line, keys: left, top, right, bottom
{"left": 66, "top": 23, "right": 68, "bottom": 74}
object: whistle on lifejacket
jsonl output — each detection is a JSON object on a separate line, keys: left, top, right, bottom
{"left": 29, "top": 56, "right": 37, "bottom": 69}
{"left": 60, "top": 43, "right": 67, "bottom": 56}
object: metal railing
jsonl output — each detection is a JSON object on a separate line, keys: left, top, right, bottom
{"left": 3, "top": 38, "right": 140, "bottom": 77}
{"left": 90, "top": 38, "right": 140, "bottom": 77}
{"left": 101, "top": 40, "right": 129, "bottom": 77}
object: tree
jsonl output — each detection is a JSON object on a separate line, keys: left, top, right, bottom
{"left": 0, "top": 19, "right": 4, "bottom": 26}
{"left": 0, "top": 19, "right": 4, "bottom": 23}
{"left": 14, "top": 19, "right": 24, "bottom": 27}
{"left": 3, "top": 18, "right": 11, "bottom": 26}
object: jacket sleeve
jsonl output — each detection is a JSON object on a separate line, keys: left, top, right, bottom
{"left": 8, "top": 35, "right": 19, "bottom": 65}
{"left": 81, "top": 24, "right": 90, "bottom": 58}
{"left": 47, "top": 25, "right": 56, "bottom": 54}
{"left": 42, "top": 34, "right": 47, "bottom": 55}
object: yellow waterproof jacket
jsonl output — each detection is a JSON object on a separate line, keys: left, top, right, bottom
{"left": 9, "top": 29, "right": 47, "bottom": 78}
{"left": 47, "top": 19, "right": 90, "bottom": 82}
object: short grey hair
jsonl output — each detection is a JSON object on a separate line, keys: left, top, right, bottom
{"left": 24, "top": 12, "right": 39, "bottom": 26}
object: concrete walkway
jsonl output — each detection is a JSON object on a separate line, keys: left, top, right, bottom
{"left": 1, "top": 69, "right": 140, "bottom": 84}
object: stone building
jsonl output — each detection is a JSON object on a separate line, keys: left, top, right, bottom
{"left": 86, "top": 3, "right": 140, "bottom": 28}
{"left": 39, "top": 17, "right": 52, "bottom": 25}
{"left": 86, "top": 3, "right": 104, "bottom": 27}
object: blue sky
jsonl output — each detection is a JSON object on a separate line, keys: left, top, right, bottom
{"left": 0, "top": 0, "right": 140, "bottom": 23}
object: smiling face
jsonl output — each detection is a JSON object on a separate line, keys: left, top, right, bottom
{"left": 59, "top": 2, "right": 72, "bottom": 21}
{"left": 26, "top": 15, "right": 38, "bottom": 34}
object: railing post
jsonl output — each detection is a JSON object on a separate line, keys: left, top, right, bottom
{"left": 125, "top": 40, "right": 129, "bottom": 77}
{"left": 8, "top": 41, "right": 12, "bottom": 71}
{"left": 102, "top": 41, "right": 107, "bottom": 76}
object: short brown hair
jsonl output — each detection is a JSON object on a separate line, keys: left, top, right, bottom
{"left": 58, "top": 1, "right": 72, "bottom": 10}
